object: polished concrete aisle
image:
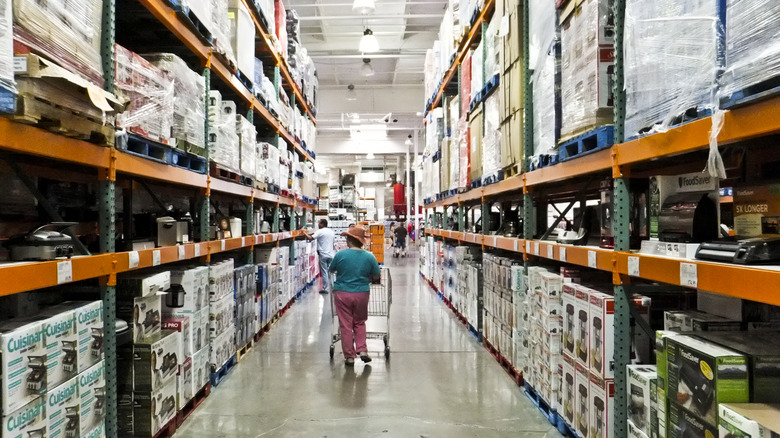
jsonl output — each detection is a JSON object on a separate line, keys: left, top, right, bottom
{"left": 175, "top": 251, "right": 556, "bottom": 438}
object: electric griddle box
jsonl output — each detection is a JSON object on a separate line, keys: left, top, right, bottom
{"left": 37, "top": 308, "right": 78, "bottom": 389}
{"left": 78, "top": 360, "right": 105, "bottom": 436}
{"left": 2, "top": 396, "right": 46, "bottom": 438}
{"left": 131, "top": 330, "right": 181, "bottom": 392}
{"left": 46, "top": 376, "right": 79, "bottom": 438}
{"left": 719, "top": 403, "right": 780, "bottom": 438}
{"left": 0, "top": 318, "right": 47, "bottom": 414}
{"left": 669, "top": 402, "right": 719, "bottom": 438}
{"left": 665, "top": 335, "right": 749, "bottom": 429}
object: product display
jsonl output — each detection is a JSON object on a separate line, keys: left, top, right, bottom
{"left": 3, "top": 397, "right": 46, "bottom": 438}
{"left": 118, "top": 293, "right": 162, "bottom": 343}
{"left": 629, "top": 365, "right": 659, "bottom": 436}
{"left": 132, "top": 379, "right": 178, "bottom": 437}
{"left": 718, "top": 404, "right": 780, "bottom": 438}
{"left": 47, "top": 376, "right": 80, "bottom": 438}
{"left": 131, "top": 330, "right": 182, "bottom": 392}
{"left": 79, "top": 360, "right": 105, "bottom": 436}
{"left": 0, "top": 318, "right": 47, "bottom": 413}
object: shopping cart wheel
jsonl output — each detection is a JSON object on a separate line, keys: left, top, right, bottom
{"left": 384, "top": 347, "right": 390, "bottom": 360}
{"left": 329, "top": 345, "right": 335, "bottom": 359}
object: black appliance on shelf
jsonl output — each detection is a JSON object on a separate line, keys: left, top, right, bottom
{"left": 61, "top": 341, "right": 77, "bottom": 373}
{"left": 26, "top": 356, "right": 47, "bottom": 392}
{"left": 658, "top": 193, "right": 718, "bottom": 243}
{"left": 5, "top": 222, "right": 79, "bottom": 261}
{"left": 696, "top": 236, "right": 780, "bottom": 264}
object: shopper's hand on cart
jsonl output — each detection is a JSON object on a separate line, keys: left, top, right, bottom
{"left": 370, "top": 273, "right": 381, "bottom": 285}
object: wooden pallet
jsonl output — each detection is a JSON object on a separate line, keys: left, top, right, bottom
{"left": 169, "top": 148, "right": 207, "bottom": 173}
{"left": 121, "top": 134, "right": 171, "bottom": 164}
{"left": 210, "top": 161, "right": 241, "bottom": 183}
{"left": 209, "top": 354, "right": 237, "bottom": 387}
{"left": 176, "top": 383, "right": 211, "bottom": 427}
{"left": 557, "top": 125, "right": 614, "bottom": 163}
{"left": 236, "top": 340, "right": 253, "bottom": 362}
{"left": 175, "top": 138, "right": 207, "bottom": 159}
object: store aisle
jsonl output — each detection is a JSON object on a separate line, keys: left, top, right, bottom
{"left": 175, "top": 251, "right": 556, "bottom": 438}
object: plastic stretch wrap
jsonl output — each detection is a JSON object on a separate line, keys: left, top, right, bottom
{"left": 237, "top": 116, "right": 257, "bottom": 178}
{"left": 449, "top": 131, "right": 460, "bottom": 191}
{"left": 721, "top": 0, "right": 780, "bottom": 102}
{"left": 529, "top": 0, "right": 558, "bottom": 163}
{"left": 560, "top": 0, "right": 614, "bottom": 138}
{"left": 471, "top": 45, "right": 484, "bottom": 102}
{"left": 262, "top": 143, "right": 281, "bottom": 187}
{"left": 145, "top": 53, "right": 206, "bottom": 148}
{"left": 458, "top": 117, "right": 470, "bottom": 189}
{"left": 115, "top": 45, "right": 175, "bottom": 144}
{"left": 625, "top": 0, "right": 722, "bottom": 138}
{"left": 13, "top": 0, "right": 103, "bottom": 85}
{"left": 209, "top": 99, "right": 240, "bottom": 172}
{"left": 0, "top": 0, "right": 12, "bottom": 92}
{"left": 212, "top": 0, "right": 236, "bottom": 66}
{"left": 484, "top": 15, "right": 500, "bottom": 81}
{"left": 229, "top": 0, "right": 255, "bottom": 79}
{"left": 482, "top": 93, "right": 501, "bottom": 178}
{"left": 425, "top": 48, "right": 437, "bottom": 100}
{"left": 255, "top": 143, "right": 267, "bottom": 184}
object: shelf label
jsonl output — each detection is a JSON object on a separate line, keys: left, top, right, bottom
{"left": 178, "top": 245, "right": 186, "bottom": 260}
{"left": 57, "top": 260, "right": 73, "bottom": 284}
{"left": 152, "top": 250, "right": 161, "bottom": 267}
{"left": 534, "top": 242, "right": 540, "bottom": 256}
{"left": 680, "top": 263, "right": 698, "bottom": 288}
{"left": 129, "top": 251, "right": 140, "bottom": 269}
{"left": 221, "top": 240, "right": 226, "bottom": 251}
{"left": 547, "top": 245, "right": 554, "bottom": 259}
{"left": 194, "top": 245, "right": 201, "bottom": 257}
{"left": 560, "top": 247, "right": 567, "bottom": 262}
{"left": 492, "top": 236, "right": 497, "bottom": 247}
{"left": 242, "top": 237, "right": 247, "bottom": 247}
{"left": 628, "top": 256, "right": 640, "bottom": 277}
{"left": 514, "top": 240, "right": 518, "bottom": 252}
{"left": 255, "top": 235, "right": 261, "bottom": 245}
{"left": 588, "top": 251, "right": 597, "bottom": 269}
{"left": 526, "top": 241, "right": 532, "bottom": 253}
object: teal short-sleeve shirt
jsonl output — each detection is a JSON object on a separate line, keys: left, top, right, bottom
{"left": 329, "top": 248, "right": 381, "bottom": 292}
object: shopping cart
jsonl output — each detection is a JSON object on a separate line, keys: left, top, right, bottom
{"left": 329, "top": 267, "right": 392, "bottom": 360}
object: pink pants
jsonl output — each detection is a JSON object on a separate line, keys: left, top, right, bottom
{"left": 334, "top": 291, "right": 370, "bottom": 359}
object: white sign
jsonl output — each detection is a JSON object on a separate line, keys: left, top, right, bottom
{"left": 57, "top": 260, "right": 73, "bottom": 284}
{"left": 534, "top": 242, "right": 540, "bottom": 256}
{"left": 628, "top": 256, "right": 640, "bottom": 277}
{"left": 526, "top": 241, "right": 532, "bottom": 253}
{"left": 588, "top": 251, "right": 597, "bottom": 269}
{"left": 255, "top": 235, "right": 261, "bottom": 245}
{"left": 547, "top": 245, "right": 554, "bottom": 259}
{"left": 242, "top": 237, "right": 247, "bottom": 247}
{"left": 221, "top": 240, "right": 226, "bottom": 251}
{"left": 514, "top": 240, "right": 519, "bottom": 252}
{"left": 178, "top": 245, "right": 186, "bottom": 260}
{"left": 492, "top": 236, "right": 497, "bottom": 247}
{"left": 129, "top": 251, "right": 140, "bottom": 269}
{"left": 560, "top": 247, "right": 567, "bottom": 262}
{"left": 680, "top": 263, "right": 698, "bottom": 288}
{"left": 194, "top": 245, "right": 201, "bottom": 257}
{"left": 152, "top": 250, "right": 161, "bottom": 267}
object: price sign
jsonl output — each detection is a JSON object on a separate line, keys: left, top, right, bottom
{"left": 221, "top": 240, "right": 226, "bottom": 251}
{"left": 547, "top": 245, "right": 554, "bottom": 259}
{"left": 534, "top": 242, "right": 540, "bottom": 256}
{"left": 628, "top": 256, "right": 640, "bottom": 277}
{"left": 152, "top": 250, "right": 161, "bottom": 267}
{"left": 514, "top": 240, "right": 519, "bottom": 252}
{"left": 255, "top": 235, "right": 261, "bottom": 245}
{"left": 560, "top": 247, "right": 567, "bottom": 262}
{"left": 526, "top": 241, "right": 532, "bottom": 253}
{"left": 194, "top": 245, "right": 201, "bottom": 257}
{"left": 178, "top": 245, "right": 186, "bottom": 260}
{"left": 129, "top": 251, "right": 140, "bottom": 269}
{"left": 680, "top": 263, "right": 698, "bottom": 288}
{"left": 588, "top": 251, "right": 597, "bottom": 269}
{"left": 492, "top": 236, "right": 498, "bottom": 247}
{"left": 57, "top": 260, "right": 73, "bottom": 284}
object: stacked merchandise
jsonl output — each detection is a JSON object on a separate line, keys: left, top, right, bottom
{"left": 256, "top": 246, "right": 283, "bottom": 329}
{"left": 234, "top": 265, "right": 256, "bottom": 349}
{"left": 279, "top": 146, "right": 292, "bottom": 191}
{"left": 209, "top": 260, "right": 236, "bottom": 372}
{"left": 183, "top": 0, "right": 237, "bottom": 67}
{"left": 228, "top": 0, "right": 256, "bottom": 88}
{"left": 481, "top": 17, "right": 502, "bottom": 181}
{"left": 114, "top": 45, "right": 175, "bottom": 145}
{"left": 13, "top": 0, "right": 104, "bottom": 86}
{"left": 720, "top": 0, "right": 780, "bottom": 106}
{"left": 0, "top": 0, "right": 12, "bottom": 97}
{"left": 424, "top": 46, "right": 440, "bottom": 104}
{"left": 624, "top": 0, "right": 723, "bottom": 138}
{"left": 260, "top": 142, "right": 281, "bottom": 189}
{"left": 458, "top": 256, "right": 483, "bottom": 332}
{"left": 559, "top": 0, "right": 614, "bottom": 139}
{"left": 208, "top": 91, "right": 241, "bottom": 173}
{"left": 254, "top": 0, "right": 275, "bottom": 35}
{"left": 496, "top": 0, "right": 524, "bottom": 171}
{"left": 529, "top": 0, "right": 559, "bottom": 165}
{"left": 237, "top": 115, "right": 257, "bottom": 179}
{"left": 274, "top": 0, "right": 289, "bottom": 61}
{"left": 482, "top": 254, "right": 518, "bottom": 361}
{"left": 277, "top": 246, "right": 293, "bottom": 311}
{"left": 146, "top": 53, "right": 207, "bottom": 151}
{"left": 117, "top": 271, "right": 182, "bottom": 437}
{"left": 162, "top": 266, "right": 210, "bottom": 415}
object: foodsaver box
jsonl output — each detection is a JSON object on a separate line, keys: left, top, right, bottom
{"left": 719, "top": 403, "right": 780, "bottom": 438}
{"left": 629, "top": 365, "right": 658, "bottom": 436}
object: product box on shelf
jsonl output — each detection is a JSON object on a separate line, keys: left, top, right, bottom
{"left": 3, "top": 397, "right": 46, "bottom": 438}
{"left": 665, "top": 335, "right": 749, "bottom": 427}
{"left": 563, "top": 353, "right": 577, "bottom": 426}
{"left": 210, "top": 325, "right": 235, "bottom": 370}
{"left": 590, "top": 291, "right": 613, "bottom": 378}
{"left": 84, "top": 422, "right": 106, "bottom": 438}
{"left": 73, "top": 301, "right": 104, "bottom": 372}
{"left": 131, "top": 330, "right": 182, "bottom": 392}
{"left": 669, "top": 402, "right": 718, "bottom": 438}
{"left": 590, "top": 373, "right": 614, "bottom": 438}
{"left": 228, "top": 0, "right": 256, "bottom": 84}
{"left": 79, "top": 360, "right": 105, "bottom": 436}
{"left": 162, "top": 314, "right": 192, "bottom": 358}
{"left": 719, "top": 404, "right": 780, "bottom": 438}
{"left": 575, "top": 285, "right": 592, "bottom": 368}
{"left": 576, "top": 362, "right": 591, "bottom": 438}
{"left": 192, "top": 347, "right": 210, "bottom": 391}
{"left": 630, "top": 419, "right": 651, "bottom": 438}
{"left": 648, "top": 172, "right": 720, "bottom": 240}
{"left": 468, "top": 104, "right": 483, "bottom": 182}
{"left": 117, "top": 294, "right": 161, "bottom": 343}
{"left": 0, "top": 318, "right": 46, "bottom": 413}
{"left": 663, "top": 311, "right": 742, "bottom": 333}
{"left": 47, "top": 376, "right": 79, "bottom": 438}
{"left": 132, "top": 379, "right": 178, "bottom": 437}
{"left": 629, "top": 365, "right": 658, "bottom": 436}
{"left": 38, "top": 308, "right": 79, "bottom": 389}
{"left": 178, "top": 356, "right": 194, "bottom": 408}
{"left": 209, "top": 294, "right": 235, "bottom": 339}
{"left": 165, "top": 267, "right": 209, "bottom": 314}
{"left": 733, "top": 184, "right": 780, "bottom": 237}
{"left": 118, "top": 271, "right": 171, "bottom": 298}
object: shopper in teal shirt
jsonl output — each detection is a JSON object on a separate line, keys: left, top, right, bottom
{"left": 329, "top": 226, "right": 381, "bottom": 366}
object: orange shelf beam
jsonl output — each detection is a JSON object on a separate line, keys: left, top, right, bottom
{"left": 115, "top": 152, "right": 208, "bottom": 188}
{"left": 0, "top": 119, "right": 111, "bottom": 168}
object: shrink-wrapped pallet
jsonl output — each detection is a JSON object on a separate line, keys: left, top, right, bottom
{"left": 13, "top": 0, "right": 103, "bottom": 86}
{"left": 114, "top": 45, "right": 174, "bottom": 144}
{"left": 209, "top": 99, "right": 240, "bottom": 172}
{"left": 482, "top": 92, "right": 501, "bottom": 179}
{"left": 458, "top": 117, "right": 470, "bottom": 189}
{"left": 211, "top": 0, "right": 236, "bottom": 66}
{"left": 145, "top": 53, "right": 206, "bottom": 149}
{"left": 0, "top": 0, "right": 12, "bottom": 94}
{"left": 625, "top": 0, "right": 722, "bottom": 138}
{"left": 237, "top": 115, "right": 257, "bottom": 178}
{"left": 471, "top": 44, "right": 484, "bottom": 102}
{"left": 530, "top": 0, "right": 558, "bottom": 164}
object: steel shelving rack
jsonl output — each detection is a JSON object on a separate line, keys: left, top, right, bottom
{"left": 422, "top": 1, "right": 780, "bottom": 438}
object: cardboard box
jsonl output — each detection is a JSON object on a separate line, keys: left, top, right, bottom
{"left": 3, "top": 397, "right": 46, "bottom": 438}
{"left": 132, "top": 379, "right": 177, "bottom": 437}
{"left": 663, "top": 311, "right": 742, "bottom": 333}
{"left": 575, "top": 285, "right": 592, "bottom": 368}
{"left": 118, "top": 294, "right": 161, "bottom": 343}
{"left": 629, "top": 365, "right": 658, "bottom": 436}
{"left": 576, "top": 362, "right": 591, "bottom": 438}
{"left": 84, "top": 422, "right": 106, "bottom": 438}
{"left": 669, "top": 402, "right": 718, "bottom": 438}
{"left": 118, "top": 271, "right": 171, "bottom": 298}
{"left": 733, "top": 184, "right": 780, "bottom": 237}
{"left": 74, "top": 301, "right": 104, "bottom": 372}
{"left": 209, "top": 325, "right": 235, "bottom": 370}
{"left": 178, "top": 356, "right": 194, "bottom": 409}
{"left": 590, "top": 374, "right": 615, "bottom": 438}
{"left": 0, "top": 319, "right": 47, "bottom": 413}
{"left": 228, "top": 0, "right": 256, "bottom": 81}
{"left": 39, "top": 308, "right": 79, "bottom": 388}
{"left": 191, "top": 308, "right": 208, "bottom": 353}
{"left": 164, "top": 266, "right": 208, "bottom": 314}
{"left": 47, "top": 376, "right": 79, "bottom": 438}
{"left": 131, "top": 330, "right": 182, "bottom": 392}
{"left": 666, "top": 335, "right": 749, "bottom": 426}
{"left": 719, "top": 404, "right": 780, "bottom": 438}
{"left": 563, "top": 353, "right": 577, "bottom": 426}
{"left": 192, "top": 347, "right": 210, "bottom": 391}
{"left": 500, "top": 110, "right": 523, "bottom": 169}
{"left": 649, "top": 173, "right": 720, "bottom": 240}
{"left": 590, "top": 291, "right": 614, "bottom": 378}
{"left": 630, "top": 419, "right": 651, "bottom": 438}
{"left": 469, "top": 104, "right": 483, "bottom": 182}
{"left": 79, "top": 361, "right": 105, "bottom": 436}
{"left": 162, "top": 314, "right": 192, "bottom": 358}
{"left": 209, "top": 294, "right": 235, "bottom": 339}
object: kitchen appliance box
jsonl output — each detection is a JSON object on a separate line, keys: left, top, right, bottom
{"left": 577, "top": 361, "right": 591, "bottom": 438}
{"left": 648, "top": 173, "right": 720, "bottom": 240}
{"left": 719, "top": 404, "right": 780, "bottom": 438}
{"left": 209, "top": 294, "right": 235, "bottom": 339}
{"left": 162, "top": 314, "right": 192, "bottom": 358}
{"left": 0, "top": 318, "right": 47, "bottom": 413}
{"left": 129, "top": 330, "right": 182, "bottom": 392}
{"left": 84, "top": 422, "right": 106, "bottom": 438}
{"left": 37, "top": 308, "right": 79, "bottom": 389}
{"left": 3, "top": 397, "right": 46, "bottom": 438}
{"left": 575, "top": 285, "right": 592, "bottom": 369}
{"left": 79, "top": 360, "right": 105, "bottom": 437}
{"left": 209, "top": 260, "right": 235, "bottom": 302}
{"left": 209, "top": 325, "right": 235, "bottom": 370}
{"left": 669, "top": 402, "right": 719, "bottom": 438}
{"left": 590, "top": 373, "right": 615, "bottom": 438}
{"left": 178, "top": 356, "right": 193, "bottom": 408}
{"left": 563, "top": 353, "right": 577, "bottom": 426}
{"left": 164, "top": 266, "right": 209, "bottom": 314}
{"left": 563, "top": 285, "right": 577, "bottom": 357}
{"left": 732, "top": 184, "right": 780, "bottom": 237}
{"left": 118, "top": 293, "right": 161, "bottom": 343}
{"left": 663, "top": 311, "right": 742, "bottom": 332}
{"left": 630, "top": 419, "right": 651, "bottom": 438}
{"left": 663, "top": 335, "right": 749, "bottom": 427}
{"left": 47, "top": 376, "right": 79, "bottom": 438}
{"left": 590, "top": 293, "right": 651, "bottom": 379}
{"left": 192, "top": 346, "right": 210, "bottom": 391}
{"left": 656, "top": 331, "right": 681, "bottom": 438}
{"left": 118, "top": 271, "right": 171, "bottom": 298}
{"left": 131, "top": 378, "right": 178, "bottom": 437}
{"left": 39, "top": 301, "right": 104, "bottom": 375}
{"left": 628, "top": 365, "right": 658, "bottom": 436}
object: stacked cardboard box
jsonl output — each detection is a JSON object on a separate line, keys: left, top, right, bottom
{"left": 495, "top": 0, "right": 524, "bottom": 172}
{"left": 529, "top": 0, "right": 559, "bottom": 165}
{"left": 209, "top": 260, "right": 236, "bottom": 371}
{"left": 483, "top": 254, "right": 518, "bottom": 368}
{"left": 208, "top": 91, "right": 241, "bottom": 173}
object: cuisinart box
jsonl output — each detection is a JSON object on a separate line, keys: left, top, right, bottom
{"left": 133, "top": 379, "right": 177, "bottom": 437}
{"left": 0, "top": 318, "right": 47, "bottom": 413}
{"left": 665, "top": 335, "right": 749, "bottom": 427}
{"left": 132, "top": 330, "right": 181, "bottom": 392}
{"left": 79, "top": 360, "right": 105, "bottom": 436}
{"left": 629, "top": 365, "right": 658, "bottom": 436}
{"left": 72, "top": 301, "right": 103, "bottom": 372}
{"left": 118, "top": 294, "right": 161, "bottom": 343}
{"left": 38, "top": 307, "right": 79, "bottom": 388}
{"left": 719, "top": 404, "right": 780, "bottom": 438}
{"left": 47, "top": 376, "right": 79, "bottom": 438}
{"left": 3, "top": 397, "right": 46, "bottom": 438}
{"left": 733, "top": 184, "right": 780, "bottom": 237}
{"left": 590, "top": 374, "right": 614, "bottom": 438}
{"left": 118, "top": 271, "right": 171, "bottom": 298}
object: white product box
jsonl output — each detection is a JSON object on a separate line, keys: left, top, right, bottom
{"left": 575, "top": 285, "right": 592, "bottom": 369}
{"left": 228, "top": 0, "right": 256, "bottom": 80}
{"left": 663, "top": 310, "right": 742, "bottom": 332}
{"left": 74, "top": 301, "right": 104, "bottom": 372}
{"left": 79, "top": 361, "right": 105, "bottom": 436}
{"left": 209, "top": 325, "right": 235, "bottom": 370}
{"left": 132, "top": 330, "right": 181, "bottom": 392}
{"left": 162, "top": 314, "right": 192, "bottom": 358}
{"left": 563, "top": 284, "right": 577, "bottom": 357}
{"left": 590, "top": 292, "right": 613, "bottom": 378}
{"left": 3, "top": 397, "right": 46, "bottom": 438}
{"left": 118, "top": 271, "right": 171, "bottom": 298}
{"left": 83, "top": 422, "right": 106, "bottom": 438}
{"left": 39, "top": 308, "right": 79, "bottom": 388}
{"left": 719, "top": 404, "right": 780, "bottom": 438}
{"left": 563, "top": 353, "right": 577, "bottom": 426}
{"left": 47, "top": 376, "right": 79, "bottom": 438}
{"left": 540, "top": 272, "right": 564, "bottom": 299}
{"left": 576, "top": 362, "right": 591, "bottom": 438}
{"left": 630, "top": 418, "right": 651, "bottom": 438}
{"left": 590, "top": 374, "right": 615, "bottom": 438}
{"left": 165, "top": 267, "right": 208, "bottom": 314}
{"left": 118, "top": 294, "right": 161, "bottom": 343}
{"left": 628, "top": 365, "right": 658, "bottom": 436}
{"left": 133, "top": 378, "right": 177, "bottom": 437}
{"left": 192, "top": 347, "right": 210, "bottom": 391}
{"left": 209, "top": 294, "right": 235, "bottom": 339}
{"left": 178, "top": 356, "right": 194, "bottom": 409}
{"left": 0, "top": 319, "right": 47, "bottom": 413}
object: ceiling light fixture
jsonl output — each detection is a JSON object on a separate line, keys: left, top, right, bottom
{"left": 346, "top": 84, "right": 357, "bottom": 101}
{"left": 359, "top": 29, "right": 380, "bottom": 53}
{"left": 360, "top": 58, "right": 375, "bottom": 77}
{"left": 405, "top": 134, "right": 413, "bottom": 147}
{"left": 352, "top": 0, "right": 376, "bottom": 14}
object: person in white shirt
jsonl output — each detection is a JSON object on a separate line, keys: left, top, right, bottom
{"left": 304, "top": 219, "right": 336, "bottom": 294}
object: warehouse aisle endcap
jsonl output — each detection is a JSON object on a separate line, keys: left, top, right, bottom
{"left": 174, "top": 252, "right": 556, "bottom": 438}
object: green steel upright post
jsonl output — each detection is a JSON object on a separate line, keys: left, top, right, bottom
{"left": 199, "top": 69, "right": 211, "bottom": 242}
{"left": 612, "top": 0, "right": 629, "bottom": 438}
{"left": 522, "top": 0, "right": 534, "bottom": 271}
{"left": 245, "top": 100, "right": 255, "bottom": 248}
{"left": 442, "top": 207, "right": 449, "bottom": 230}
{"left": 273, "top": 206, "right": 280, "bottom": 233}
{"left": 481, "top": 202, "right": 490, "bottom": 234}
{"left": 458, "top": 205, "right": 465, "bottom": 232}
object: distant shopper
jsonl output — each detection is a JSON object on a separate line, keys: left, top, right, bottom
{"left": 393, "top": 222, "right": 408, "bottom": 257}
{"left": 304, "top": 219, "right": 335, "bottom": 294}
{"left": 329, "top": 226, "right": 381, "bottom": 366}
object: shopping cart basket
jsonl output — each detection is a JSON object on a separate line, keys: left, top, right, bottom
{"left": 329, "top": 267, "right": 392, "bottom": 360}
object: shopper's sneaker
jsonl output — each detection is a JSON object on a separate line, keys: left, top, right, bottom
{"left": 359, "top": 353, "right": 372, "bottom": 363}
{"left": 345, "top": 358, "right": 355, "bottom": 366}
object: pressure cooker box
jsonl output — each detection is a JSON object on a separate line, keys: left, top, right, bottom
{"left": 0, "top": 318, "right": 47, "bottom": 413}
{"left": 629, "top": 365, "right": 658, "bottom": 437}
{"left": 46, "top": 376, "right": 79, "bottom": 438}
{"left": 165, "top": 266, "right": 208, "bottom": 314}
{"left": 718, "top": 403, "right": 780, "bottom": 438}
{"left": 665, "top": 335, "right": 749, "bottom": 427}
{"left": 590, "top": 373, "right": 615, "bottom": 438}
{"left": 131, "top": 330, "right": 182, "bottom": 392}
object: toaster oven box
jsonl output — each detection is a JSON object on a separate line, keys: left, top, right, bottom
{"left": 3, "top": 397, "right": 46, "bottom": 438}
{"left": 132, "top": 378, "right": 178, "bottom": 437}
{"left": 665, "top": 335, "right": 749, "bottom": 427}
{"left": 47, "top": 376, "right": 79, "bottom": 438}
{"left": 629, "top": 365, "right": 658, "bottom": 437}
{"left": 131, "top": 330, "right": 182, "bottom": 392}
{"left": 590, "top": 373, "right": 614, "bottom": 438}
{"left": 733, "top": 184, "right": 780, "bottom": 237}
{"left": 79, "top": 360, "right": 105, "bottom": 436}
{"left": 0, "top": 318, "right": 47, "bottom": 413}
{"left": 718, "top": 403, "right": 780, "bottom": 438}
{"left": 118, "top": 271, "right": 171, "bottom": 298}
{"left": 118, "top": 294, "right": 162, "bottom": 343}
{"left": 576, "top": 362, "right": 591, "bottom": 438}
{"left": 669, "top": 402, "right": 718, "bottom": 438}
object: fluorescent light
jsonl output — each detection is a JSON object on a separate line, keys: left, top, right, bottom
{"left": 352, "top": 0, "right": 375, "bottom": 14}
{"left": 360, "top": 58, "right": 375, "bottom": 77}
{"left": 350, "top": 124, "right": 388, "bottom": 139}
{"left": 359, "top": 29, "right": 380, "bottom": 53}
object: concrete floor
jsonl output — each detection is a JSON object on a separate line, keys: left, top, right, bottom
{"left": 175, "top": 249, "right": 557, "bottom": 438}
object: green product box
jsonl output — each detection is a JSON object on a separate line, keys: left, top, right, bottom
{"left": 669, "top": 402, "right": 718, "bottom": 438}
{"left": 666, "top": 335, "right": 749, "bottom": 427}
{"left": 719, "top": 404, "right": 780, "bottom": 438}
{"left": 656, "top": 331, "right": 681, "bottom": 406}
